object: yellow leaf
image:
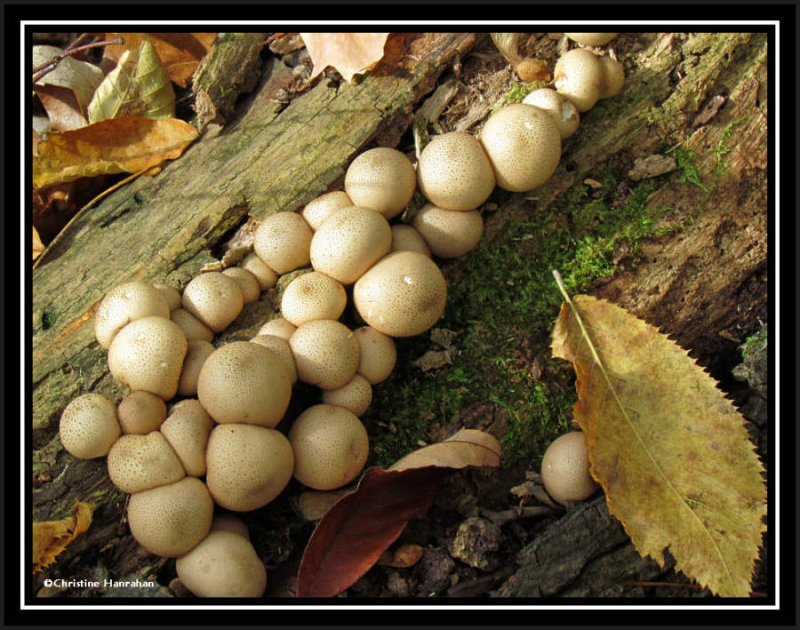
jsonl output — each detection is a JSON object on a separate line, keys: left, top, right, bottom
{"left": 88, "top": 39, "right": 175, "bottom": 124}
{"left": 550, "top": 292, "right": 767, "bottom": 597}
{"left": 33, "top": 117, "right": 198, "bottom": 188}
{"left": 32, "top": 226, "right": 45, "bottom": 260}
{"left": 389, "top": 428, "right": 501, "bottom": 471}
{"left": 301, "top": 33, "right": 390, "bottom": 83}
{"left": 33, "top": 502, "right": 95, "bottom": 574}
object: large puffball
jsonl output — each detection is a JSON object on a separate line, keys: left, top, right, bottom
{"left": 301, "top": 191, "right": 353, "bottom": 230}
{"left": 253, "top": 212, "right": 313, "bottom": 274}
{"left": 289, "top": 320, "right": 360, "bottom": 391}
{"left": 94, "top": 281, "right": 170, "bottom": 350}
{"left": 160, "top": 399, "right": 215, "bottom": 477}
{"left": 59, "top": 393, "right": 121, "bottom": 459}
{"left": 107, "top": 432, "right": 185, "bottom": 494}
{"left": 412, "top": 204, "right": 484, "bottom": 259}
{"left": 353, "top": 326, "right": 397, "bottom": 384}
{"left": 344, "top": 148, "right": 417, "bottom": 220}
{"left": 181, "top": 272, "right": 244, "bottom": 334}
{"left": 280, "top": 271, "right": 347, "bottom": 327}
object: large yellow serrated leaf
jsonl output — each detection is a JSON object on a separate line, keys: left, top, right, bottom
{"left": 551, "top": 294, "right": 766, "bottom": 597}
{"left": 33, "top": 117, "right": 198, "bottom": 188}
{"left": 33, "top": 502, "right": 95, "bottom": 574}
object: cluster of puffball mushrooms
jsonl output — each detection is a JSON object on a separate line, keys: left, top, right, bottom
{"left": 57, "top": 33, "right": 618, "bottom": 598}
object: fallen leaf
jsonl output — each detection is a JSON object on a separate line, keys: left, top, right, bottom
{"left": 33, "top": 502, "right": 94, "bottom": 573}
{"left": 627, "top": 154, "right": 678, "bottom": 182}
{"left": 88, "top": 39, "right": 175, "bottom": 123}
{"left": 34, "top": 85, "right": 88, "bottom": 131}
{"left": 377, "top": 543, "right": 424, "bottom": 568}
{"left": 33, "top": 117, "right": 198, "bottom": 188}
{"left": 104, "top": 33, "right": 217, "bottom": 88}
{"left": 33, "top": 45, "right": 104, "bottom": 112}
{"left": 32, "top": 226, "right": 45, "bottom": 260}
{"left": 301, "top": 33, "right": 390, "bottom": 83}
{"left": 411, "top": 349, "right": 454, "bottom": 372}
{"left": 550, "top": 293, "right": 767, "bottom": 597}
{"left": 292, "top": 488, "right": 354, "bottom": 521}
{"left": 389, "top": 428, "right": 502, "bottom": 471}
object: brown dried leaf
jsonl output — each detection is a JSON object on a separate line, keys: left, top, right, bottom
{"left": 34, "top": 85, "right": 89, "bottom": 131}
{"left": 389, "top": 428, "right": 502, "bottom": 471}
{"left": 33, "top": 502, "right": 94, "bottom": 573}
{"left": 292, "top": 488, "right": 354, "bottom": 521}
{"left": 32, "top": 226, "right": 45, "bottom": 261}
{"left": 33, "top": 45, "right": 104, "bottom": 112}
{"left": 301, "top": 33, "right": 390, "bottom": 83}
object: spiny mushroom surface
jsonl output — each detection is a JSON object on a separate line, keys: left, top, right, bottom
{"left": 289, "top": 319, "right": 360, "bottom": 390}
{"left": 253, "top": 211, "right": 313, "bottom": 274}
{"left": 280, "top": 271, "right": 347, "bottom": 327}
{"left": 106, "top": 431, "right": 185, "bottom": 493}
{"left": 94, "top": 281, "right": 171, "bottom": 349}
{"left": 353, "top": 326, "right": 397, "bottom": 384}
{"left": 181, "top": 272, "right": 244, "bottom": 333}
{"left": 541, "top": 430, "right": 599, "bottom": 504}
{"left": 117, "top": 390, "right": 167, "bottom": 435}
{"left": 554, "top": 48, "right": 603, "bottom": 112}
{"left": 301, "top": 191, "right": 353, "bottom": 230}
{"left": 344, "top": 147, "right": 416, "bottom": 219}
{"left": 412, "top": 204, "right": 484, "bottom": 259}
{"left": 59, "top": 393, "right": 121, "bottom": 459}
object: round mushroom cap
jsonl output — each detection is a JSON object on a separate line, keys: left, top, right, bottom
{"left": 321, "top": 374, "right": 373, "bottom": 416}
{"left": 344, "top": 148, "right": 417, "bottom": 219}
{"left": 206, "top": 424, "right": 294, "bottom": 511}
{"left": 289, "top": 320, "right": 360, "bottom": 390}
{"left": 353, "top": 326, "right": 397, "bottom": 384}
{"left": 107, "top": 431, "right": 185, "bottom": 493}
{"left": 211, "top": 514, "right": 250, "bottom": 539}
{"left": 412, "top": 204, "right": 484, "bottom": 259}
{"left": 178, "top": 340, "right": 216, "bottom": 397}
{"left": 541, "top": 430, "right": 599, "bottom": 504}
{"left": 249, "top": 335, "right": 297, "bottom": 383}
{"left": 153, "top": 283, "right": 182, "bottom": 311}
{"left": 309, "top": 206, "right": 392, "bottom": 285}
{"left": 480, "top": 104, "right": 562, "bottom": 192}
{"left": 280, "top": 271, "right": 347, "bottom": 327}
{"left": 239, "top": 253, "right": 277, "bottom": 291}
{"left": 257, "top": 317, "right": 297, "bottom": 341}
{"left": 301, "top": 191, "right": 353, "bottom": 230}
{"left": 289, "top": 404, "right": 369, "bottom": 490}
{"left": 118, "top": 391, "right": 167, "bottom": 435}
{"left": 197, "top": 341, "right": 292, "bottom": 427}
{"left": 160, "top": 399, "right": 215, "bottom": 477}
{"left": 598, "top": 55, "right": 625, "bottom": 98}
{"left": 222, "top": 267, "right": 261, "bottom": 304}
{"left": 94, "top": 281, "right": 171, "bottom": 349}
{"left": 417, "top": 131, "right": 495, "bottom": 211}
{"left": 171, "top": 308, "right": 214, "bottom": 343}
{"left": 554, "top": 48, "right": 604, "bottom": 113}
{"left": 181, "top": 272, "right": 244, "bottom": 333}
{"left": 253, "top": 212, "right": 313, "bottom": 274}
{"left": 59, "top": 393, "right": 121, "bottom": 459}
{"left": 564, "top": 32, "right": 618, "bottom": 47}
{"left": 391, "top": 224, "right": 431, "bottom": 257}
{"left": 353, "top": 251, "right": 447, "bottom": 337}
{"left": 127, "top": 477, "right": 213, "bottom": 558}
{"left": 107, "top": 316, "right": 188, "bottom": 401}
{"left": 176, "top": 530, "right": 267, "bottom": 598}
{"left": 522, "top": 88, "right": 580, "bottom": 139}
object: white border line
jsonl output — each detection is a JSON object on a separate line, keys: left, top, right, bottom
{"left": 23, "top": 21, "right": 780, "bottom": 612}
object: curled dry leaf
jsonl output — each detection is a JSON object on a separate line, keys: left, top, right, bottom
{"left": 33, "top": 45, "right": 104, "bottom": 112}
{"left": 301, "top": 33, "right": 390, "bottom": 83}
{"left": 292, "top": 488, "right": 354, "bottom": 521}
{"left": 33, "top": 501, "right": 94, "bottom": 573}
{"left": 34, "top": 85, "right": 89, "bottom": 132}
{"left": 389, "top": 428, "right": 502, "bottom": 471}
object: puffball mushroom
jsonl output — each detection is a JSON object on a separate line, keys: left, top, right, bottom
{"left": 412, "top": 204, "right": 484, "bottom": 259}
{"left": 107, "top": 316, "right": 188, "bottom": 401}
{"left": 171, "top": 308, "right": 214, "bottom": 342}
{"left": 480, "top": 103, "right": 562, "bottom": 192}
{"left": 210, "top": 514, "right": 250, "bottom": 539}
{"left": 391, "top": 224, "right": 432, "bottom": 257}
{"left": 94, "top": 281, "right": 171, "bottom": 349}
{"left": 522, "top": 88, "right": 580, "bottom": 139}
{"left": 541, "top": 431, "right": 599, "bottom": 504}
{"left": 176, "top": 530, "right": 267, "bottom": 598}
{"left": 301, "top": 191, "right": 353, "bottom": 230}
{"left": 239, "top": 253, "right": 277, "bottom": 290}
{"left": 289, "top": 404, "right": 369, "bottom": 491}
{"left": 197, "top": 341, "right": 292, "bottom": 427}
{"left": 564, "top": 32, "right": 618, "bottom": 47}
{"left": 153, "top": 283, "right": 182, "bottom": 311}
{"left": 257, "top": 317, "right": 297, "bottom": 341}
{"left": 309, "top": 206, "right": 392, "bottom": 285}
{"left": 353, "top": 326, "right": 397, "bottom": 384}
{"left": 222, "top": 267, "right": 261, "bottom": 304}
{"left": 177, "top": 340, "right": 216, "bottom": 397}
{"left": 280, "top": 271, "right": 347, "bottom": 326}
{"left": 59, "top": 393, "right": 120, "bottom": 459}
{"left": 249, "top": 335, "right": 298, "bottom": 383}
{"left": 107, "top": 432, "right": 185, "bottom": 494}
{"left": 321, "top": 374, "right": 373, "bottom": 416}
{"left": 127, "top": 477, "right": 214, "bottom": 558}
{"left": 253, "top": 212, "right": 313, "bottom": 274}
{"left": 117, "top": 391, "right": 167, "bottom": 435}
{"left": 417, "top": 131, "right": 496, "bottom": 211}
{"left": 353, "top": 251, "right": 447, "bottom": 337}
{"left": 181, "top": 272, "right": 244, "bottom": 333}
{"left": 206, "top": 423, "right": 294, "bottom": 511}
{"left": 598, "top": 55, "right": 625, "bottom": 98}
{"left": 160, "top": 400, "right": 215, "bottom": 477}
{"left": 344, "top": 147, "right": 417, "bottom": 219}
{"left": 289, "top": 320, "right": 360, "bottom": 390}
{"left": 554, "top": 48, "right": 603, "bottom": 112}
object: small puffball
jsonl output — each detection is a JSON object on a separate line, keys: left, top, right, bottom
{"left": 118, "top": 391, "right": 167, "bottom": 435}
{"left": 197, "top": 341, "right": 292, "bottom": 427}
{"left": 211, "top": 514, "right": 250, "bottom": 539}
{"left": 289, "top": 404, "right": 369, "bottom": 490}
{"left": 107, "top": 316, "right": 188, "bottom": 401}
{"left": 354, "top": 326, "right": 397, "bottom": 384}
{"left": 176, "top": 530, "right": 267, "bottom": 597}
{"left": 321, "top": 374, "right": 373, "bottom": 416}
{"left": 289, "top": 320, "right": 360, "bottom": 390}
{"left": 160, "top": 399, "right": 215, "bottom": 477}
{"left": 480, "top": 104, "right": 562, "bottom": 192}
{"left": 59, "top": 393, "right": 120, "bottom": 459}
{"left": 522, "top": 88, "right": 580, "bottom": 139}
{"left": 127, "top": 477, "right": 214, "bottom": 558}
{"left": 391, "top": 224, "right": 431, "bottom": 257}
{"left": 178, "top": 340, "right": 216, "bottom": 397}
{"left": 206, "top": 424, "right": 294, "bottom": 511}
{"left": 541, "top": 431, "right": 599, "bottom": 504}
{"left": 253, "top": 212, "right": 313, "bottom": 274}
{"left": 249, "top": 335, "right": 297, "bottom": 383}
{"left": 171, "top": 308, "right": 214, "bottom": 342}
{"left": 598, "top": 55, "right": 625, "bottom": 98}
{"left": 239, "top": 253, "right": 277, "bottom": 290}
{"left": 94, "top": 281, "right": 171, "bottom": 349}
{"left": 412, "top": 204, "right": 484, "bottom": 259}
{"left": 222, "top": 267, "right": 261, "bottom": 304}
{"left": 344, "top": 148, "right": 417, "bottom": 219}
{"left": 280, "top": 271, "right": 347, "bottom": 327}
{"left": 417, "top": 131, "right": 495, "bottom": 211}
{"left": 181, "top": 272, "right": 244, "bottom": 333}
{"left": 257, "top": 317, "right": 297, "bottom": 341}
{"left": 107, "top": 432, "right": 185, "bottom": 493}
{"left": 309, "top": 206, "right": 392, "bottom": 285}
{"left": 564, "top": 32, "right": 618, "bottom": 47}
{"left": 301, "top": 191, "right": 353, "bottom": 230}
{"left": 554, "top": 48, "right": 604, "bottom": 113}
{"left": 153, "top": 283, "right": 182, "bottom": 311}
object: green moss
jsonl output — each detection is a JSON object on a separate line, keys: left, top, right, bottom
{"left": 674, "top": 147, "right": 709, "bottom": 193}
{"left": 490, "top": 80, "right": 547, "bottom": 114}
{"left": 714, "top": 115, "right": 748, "bottom": 177}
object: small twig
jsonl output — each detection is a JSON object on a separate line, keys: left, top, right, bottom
{"left": 484, "top": 505, "right": 550, "bottom": 526}
{"left": 33, "top": 36, "right": 124, "bottom": 84}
